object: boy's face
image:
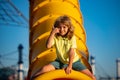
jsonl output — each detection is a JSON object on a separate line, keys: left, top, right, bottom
{"left": 58, "top": 23, "right": 69, "bottom": 36}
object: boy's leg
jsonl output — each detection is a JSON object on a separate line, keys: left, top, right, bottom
{"left": 32, "top": 64, "right": 55, "bottom": 79}
{"left": 72, "top": 60, "right": 96, "bottom": 80}
{"left": 32, "top": 59, "right": 60, "bottom": 79}
{"left": 80, "top": 69, "right": 96, "bottom": 80}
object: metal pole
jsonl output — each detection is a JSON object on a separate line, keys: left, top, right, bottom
{"left": 116, "top": 58, "right": 120, "bottom": 80}
{"left": 90, "top": 55, "right": 95, "bottom": 75}
{"left": 18, "top": 44, "right": 24, "bottom": 80}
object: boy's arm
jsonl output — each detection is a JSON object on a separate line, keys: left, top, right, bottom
{"left": 46, "top": 28, "right": 59, "bottom": 48}
{"left": 65, "top": 36, "right": 77, "bottom": 74}
{"left": 65, "top": 48, "right": 75, "bottom": 74}
{"left": 68, "top": 48, "right": 75, "bottom": 68}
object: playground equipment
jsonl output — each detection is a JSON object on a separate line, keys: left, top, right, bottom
{"left": 28, "top": 0, "right": 92, "bottom": 79}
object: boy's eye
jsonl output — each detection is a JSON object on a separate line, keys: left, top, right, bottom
{"left": 63, "top": 26, "right": 66, "bottom": 28}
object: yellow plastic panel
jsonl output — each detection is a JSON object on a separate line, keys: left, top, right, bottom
{"left": 29, "top": 49, "right": 56, "bottom": 77}
{"left": 76, "top": 37, "right": 89, "bottom": 59}
{"left": 30, "top": 36, "right": 48, "bottom": 61}
{"left": 34, "top": 70, "right": 92, "bottom": 80}
{"left": 32, "top": 16, "right": 58, "bottom": 41}
{"left": 33, "top": 0, "right": 80, "bottom": 12}
{"left": 33, "top": 2, "right": 82, "bottom": 27}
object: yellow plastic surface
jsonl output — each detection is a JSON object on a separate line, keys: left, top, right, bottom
{"left": 28, "top": 0, "right": 92, "bottom": 80}
{"left": 34, "top": 70, "right": 92, "bottom": 80}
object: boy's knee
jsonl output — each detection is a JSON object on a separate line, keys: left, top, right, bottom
{"left": 41, "top": 66, "right": 47, "bottom": 71}
{"left": 42, "top": 64, "right": 55, "bottom": 71}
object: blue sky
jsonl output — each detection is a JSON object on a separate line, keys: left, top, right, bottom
{"left": 0, "top": 0, "right": 120, "bottom": 78}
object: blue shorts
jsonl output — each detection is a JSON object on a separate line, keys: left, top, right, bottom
{"left": 51, "top": 59, "right": 86, "bottom": 71}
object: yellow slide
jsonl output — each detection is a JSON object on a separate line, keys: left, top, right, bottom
{"left": 28, "top": 0, "right": 92, "bottom": 80}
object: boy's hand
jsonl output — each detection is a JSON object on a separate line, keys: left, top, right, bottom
{"left": 51, "top": 27, "right": 60, "bottom": 34}
{"left": 65, "top": 66, "right": 72, "bottom": 74}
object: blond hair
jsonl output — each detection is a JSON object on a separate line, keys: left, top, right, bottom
{"left": 54, "top": 15, "right": 74, "bottom": 40}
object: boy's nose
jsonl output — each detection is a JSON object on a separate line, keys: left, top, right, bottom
{"left": 61, "top": 27, "right": 64, "bottom": 31}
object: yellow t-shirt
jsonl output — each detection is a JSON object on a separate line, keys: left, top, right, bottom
{"left": 52, "top": 35, "right": 79, "bottom": 64}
